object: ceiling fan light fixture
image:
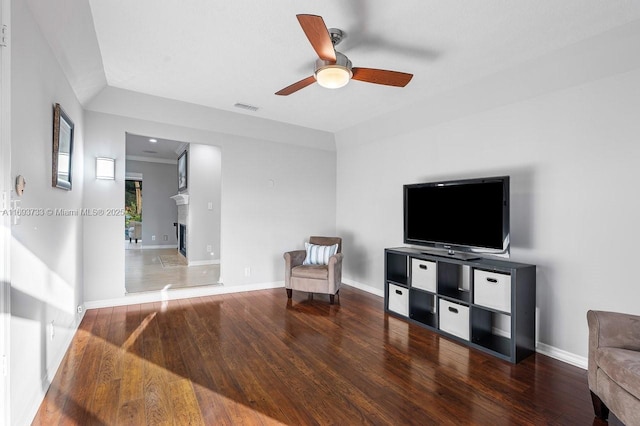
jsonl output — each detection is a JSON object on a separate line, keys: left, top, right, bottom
{"left": 275, "top": 16, "right": 413, "bottom": 96}
{"left": 314, "top": 52, "right": 353, "bottom": 89}
{"left": 315, "top": 65, "right": 352, "bottom": 89}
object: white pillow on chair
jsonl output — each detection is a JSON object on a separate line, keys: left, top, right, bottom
{"left": 303, "top": 243, "right": 339, "bottom": 265}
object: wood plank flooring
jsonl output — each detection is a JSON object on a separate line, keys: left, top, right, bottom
{"left": 33, "top": 286, "right": 605, "bottom": 425}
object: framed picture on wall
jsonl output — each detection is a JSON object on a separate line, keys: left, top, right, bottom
{"left": 178, "top": 150, "right": 188, "bottom": 192}
{"left": 52, "top": 103, "right": 74, "bottom": 190}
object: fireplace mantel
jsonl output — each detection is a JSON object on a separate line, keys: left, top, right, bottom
{"left": 170, "top": 194, "right": 189, "bottom": 205}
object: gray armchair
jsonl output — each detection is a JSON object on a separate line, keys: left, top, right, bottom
{"left": 284, "top": 236, "right": 343, "bottom": 304}
{"left": 587, "top": 310, "right": 640, "bottom": 425}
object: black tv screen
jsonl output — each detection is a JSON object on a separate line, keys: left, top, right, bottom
{"left": 404, "top": 176, "right": 510, "bottom": 256}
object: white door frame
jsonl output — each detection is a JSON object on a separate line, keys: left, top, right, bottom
{"left": 0, "top": 0, "right": 11, "bottom": 422}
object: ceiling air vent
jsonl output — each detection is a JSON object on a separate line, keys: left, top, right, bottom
{"left": 234, "top": 102, "right": 259, "bottom": 112}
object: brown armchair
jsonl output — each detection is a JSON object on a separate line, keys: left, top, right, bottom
{"left": 284, "top": 236, "right": 343, "bottom": 304}
{"left": 587, "top": 310, "right": 640, "bottom": 425}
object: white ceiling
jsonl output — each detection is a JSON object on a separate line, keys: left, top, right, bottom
{"left": 27, "top": 0, "right": 640, "bottom": 133}
{"left": 125, "top": 133, "right": 186, "bottom": 161}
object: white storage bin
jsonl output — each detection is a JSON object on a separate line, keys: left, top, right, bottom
{"left": 439, "top": 299, "right": 470, "bottom": 341}
{"left": 474, "top": 269, "right": 511, "bottom": 313}
{"left": 388, "top": 284, "right": 409, "bottom": 317}
{"left": 411, "top": 259, "right": 437, "bottom": 293}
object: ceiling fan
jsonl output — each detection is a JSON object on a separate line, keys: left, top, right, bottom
{"left": 275, "top": 14, "right": 413, "bottom": 96}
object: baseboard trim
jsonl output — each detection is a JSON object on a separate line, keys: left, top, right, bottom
{"left": 81, "top": 281, "right": 588, "bottom": 376}
{"left": 141, "top": 244, "right": 178, "bottom": 249}
{"left": 19, "top": 309, "right": 86, "bottom": 426}
{"left": 84, "top": 281, "right": 285, "bottom": 309}
{"left": 188, "top": 259, "right": 220, "bottom": 266}
{"left": 343, "top": 279, "right": 587, "bottom": 370}
{"left": 492, "top": 327, "right": 511, "bottom": 339}
{"left": 342, "top": 279, "right": 385, "bottom": 297}
{"left": 536, "top": 342, "right": 587, "bottom": 369}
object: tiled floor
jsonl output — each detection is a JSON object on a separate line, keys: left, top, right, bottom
{"left": 125, "top": 247, "right": 220, "bottom": 293}
{"left": 124, "top": 240, "right": 142, "bottom": 250}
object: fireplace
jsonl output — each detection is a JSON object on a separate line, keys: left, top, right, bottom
{"left": 179, "top": 224, "right": 186, "bottom": 257}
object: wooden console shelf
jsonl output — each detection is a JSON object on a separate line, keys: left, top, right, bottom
{"left": 384, "top": 247, "right": 536, "bottom": 363}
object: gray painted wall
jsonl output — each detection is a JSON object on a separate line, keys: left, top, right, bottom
{"left": 82, "top": 98, "right": 336, "bottom": 303}
{"left": 125, "top": 159, "right": 178, "bottom": 246}
{"left": 185, "top": 143, "right": 221, "bottom": 263}
{"left": 335, "top": 24, "right": 640, "bottom": 361}
{"left": 18, "top": 5, "right": 640, "bottom": 425}
{"left": 10, "top": 1, "right": 85, "bottom": 424}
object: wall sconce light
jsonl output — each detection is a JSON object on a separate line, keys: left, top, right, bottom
{"left": 96, "top": 157, "right": 115, "bottom": 180}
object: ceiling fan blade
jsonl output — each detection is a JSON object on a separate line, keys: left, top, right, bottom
{"left": 296, "top": 14, "right": 336, "bottom": 62}
{"left": 275, "top": 76, "right": 316, "bottom": 96}
{"left": 351, "top": 68, "right": 413, "bottom": 87}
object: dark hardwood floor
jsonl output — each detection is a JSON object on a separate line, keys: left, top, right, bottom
{"left": 33, "top": 286, "right": 605, "bottom": 425}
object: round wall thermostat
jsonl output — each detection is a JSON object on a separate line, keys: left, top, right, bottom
{"left": 15, "top": 175, "right": 26, "bottom": 196}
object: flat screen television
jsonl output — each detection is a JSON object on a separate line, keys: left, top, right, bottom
{"left": 404, "top": 176, "right": 510, "bottom": 258}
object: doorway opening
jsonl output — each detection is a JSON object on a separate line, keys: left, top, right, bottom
{"left": 124, "top": 133, "right": 221, "bottom": 293}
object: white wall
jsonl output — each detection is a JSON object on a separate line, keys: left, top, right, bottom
{"left": 125, "top": 159, "right": 178, "bottom": 246}
{"left": 83, "top": 111, "right": 126, "bottom": 302}
{"left": 83, "top": 94, "right": 336, "bottom": 303}
{"left": 0, "top": 0, "right": 10, "bottom": 422}
{"left": 10, "top": 0, "right": 85, "bottom": 423}
{"left": 185, "top": 144, "right": 221, "bottom": 263}
{"left": 335, "top": 27, "right": 640, "bottom": 361}
{"left": 88, "top": 86, "right": 335, "bottom": 151}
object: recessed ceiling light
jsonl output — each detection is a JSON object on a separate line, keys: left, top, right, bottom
{"left": 149, "top": 138, "right": 157, "bottom": 143}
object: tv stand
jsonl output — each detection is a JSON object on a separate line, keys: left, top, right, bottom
{"left": 419, "top": 249, "right": 480, "bottom": 261}
{"left": 385, "top": 247, "right": 536, "bottom": 363}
